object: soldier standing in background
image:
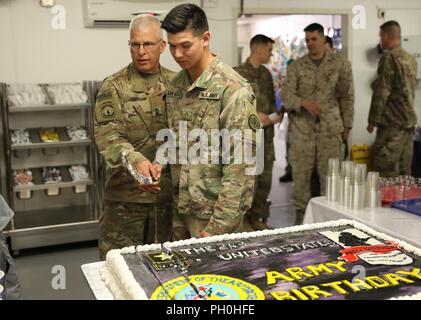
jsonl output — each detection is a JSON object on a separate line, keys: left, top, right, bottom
{"left": 282, "top": 23, "right": 354, "bottom": 225}
{"left": 161, "top": 3, "right": 260, "bottom": 239}
{"left": 367, "top": 20, "right": 418, "bottom": 177}
{"left": 234, "top": 34, "right": 282, "bottom": 231}
{"left": 94, "top": 15, "right": 175, "bottom": 260}
{"left": 324, "top": 36, "right": 336, "bottom": 54}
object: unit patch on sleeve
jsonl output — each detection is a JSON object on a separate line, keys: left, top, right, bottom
{"left": 248, "top": 114, "right": 261, "bottom": 130}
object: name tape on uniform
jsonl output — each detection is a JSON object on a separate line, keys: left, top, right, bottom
{"left": 167, "top": 90, "right": 183, "bottom": 99}
{"left": 199, "top": 91, "right": 220, "bottom": 100}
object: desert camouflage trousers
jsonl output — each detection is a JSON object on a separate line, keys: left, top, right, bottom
{"left": 246, "top": 142, "right": 274, "bottom": 222}
{"left": 172, "top": 209, "right": 244, "bottom": 240}
{"left": 372, "top": 126, "right": 414, "bottom": 177}
{"left": 98, "top": 200, "right": 172, "bottom": 260}
{"left": 290, "top": 130, "right": 343, "bottom": 225}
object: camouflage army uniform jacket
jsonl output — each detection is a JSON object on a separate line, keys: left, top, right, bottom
{"left": 368, "top": 46, "right": 418, "bottom": 129}
{"left": 95, "top": 63, "right": 175, "bottom": 204}
{"left": 282, "top": 52, "right": 354, "bottom": 136}
{"left": 234, "top": 59, "right": 276, "bottom": 146}
{"left": 165, "top": 55, "right": 260, "bottom": 235}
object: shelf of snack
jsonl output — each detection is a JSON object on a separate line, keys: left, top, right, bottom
{"left": 7, "top": 83, "right": 89, "bottom": 109}
{"left": 13, "top": 165, "right": 92, "bottom": 196}
{"left": 10, "top": 126, "right": 90, "bottom": 150}
{"left": 0, "top": 81, "right": 101, "bottom": 252}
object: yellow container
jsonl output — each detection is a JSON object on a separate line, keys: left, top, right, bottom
{"left": 39, "top": 128, "right": 60, "bottom": 142}
{"left": 351, "top": 144, "right": 372, "bottom": 170}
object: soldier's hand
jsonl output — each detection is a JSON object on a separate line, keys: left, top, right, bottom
{"left": 140, "top": 181, "right": 161, "bottom": 193}
{"left": 367, "top": 123, "right": 376, "bottom": 133}
{"left": 342, "top": 128, "right": 351, "bottom": 141}
{"left": 136, "top": 160, "right": 161, "bottom": 193}
{"left": 136, "top": 159, "right": 155, "bottom": 177}
{"left": 151, "top": 163, "right": 163, "bottom": 181}
{"left": 258, "top": 112, "right": 272, "bottom": 127}
{"left": 302, "top": 100, "right": 322, "bottom": 118}
{"left": 269, "top": 112, "right": 283, "bottom": 124}
{"left": 199, "top": 230, "right": 212, "bottom": 238}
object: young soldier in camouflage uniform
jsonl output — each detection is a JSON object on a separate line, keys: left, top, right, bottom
{"left": 234, "top": 34, "right": 282, "bottom": 231}
{"left": 94, "top": 15, "right": 175, "bottom": 260}
{"left": 368, "top": 20, "right": 418, "bottom": 177}
{"left": 282, "top": 23, "right": 354, "bottom": 225}
{"left": 161, "top": 3, "right": 260, "bottom": 239}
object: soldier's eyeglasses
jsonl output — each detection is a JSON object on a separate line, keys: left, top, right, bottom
{"left": 128, "top": 39, "right": 162, "bottom": 52}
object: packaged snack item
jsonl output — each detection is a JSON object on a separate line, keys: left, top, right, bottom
{"left": 7, "top": 83, "right": 47, "bottom": 107}
{"left": 11, "top": 129, "right": 31, "bottom": 145}
{"left": 39, "top": 128, "right": 60, "bottom": 142}
{"left": 42, "top": 167, "right": 62, "bottom": 196}
{"left": 13, "top": 169, "right": 34, "bottom": 199}
{"left": 66, "top": 126, "right": 88, "bottom": 141}
{"left": 46, "top": 83, "right": 88, "bottom": 104}
{"left": 69, "top": 165, "right": 89, "bottom": 193}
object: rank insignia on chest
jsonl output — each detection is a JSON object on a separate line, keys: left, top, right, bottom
{"left": 183, "top": 110, "right": 193, "bottom": 121}
{"left": 101, "top": 105, "right": 115, "bottom": 117}
{"left": 199, "top": 91, "right": 220, "bottom": 100}
{"left": 153, "top": 107, "right": 162, "bottom": 116}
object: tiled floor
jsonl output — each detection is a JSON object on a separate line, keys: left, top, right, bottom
{"left": 12, "top": 121, "right": 296, "bottom": 300}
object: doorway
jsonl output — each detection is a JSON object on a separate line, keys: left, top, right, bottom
{"left": 236, "top": 13, "right": 350, "bottom": 227}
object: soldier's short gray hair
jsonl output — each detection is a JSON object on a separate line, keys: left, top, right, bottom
{"left": 129, "top": 14, "right": 162, "bottom": 38}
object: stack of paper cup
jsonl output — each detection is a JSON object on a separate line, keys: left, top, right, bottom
{"left": 326, "top": 158, "right": 340, "bottom": 203}
{"left": 366, "top": 171, "right": 381, "bottom": 208}
{"left": 356, "top": 163, "right": 367, "bottom": 182}
{"left": 352, "top": 165, "right": 365, "bottom": 210}
{"left": 324, "top": 159, "right": 380, "bottom": 210}
{"left": 340, "top": 161, "right": 354, "bottom": 207}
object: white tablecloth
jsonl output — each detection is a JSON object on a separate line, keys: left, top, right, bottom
{"left": 81, "top": 262, "right": 113, "bottom": 300}
{"left": 304, "top": 196, "right": 421, "bottom": 248}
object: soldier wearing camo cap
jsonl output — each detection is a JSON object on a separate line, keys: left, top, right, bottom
{"left": 234, "top": 34, "right": 282, "bottom": 231}
{"left": 282, "top": 23, "right": 355, "bottom": 225}
{"left": 367, "top": 20, "right": 418, "bottom": 177}
{"left": 161, "top": 3, "right": 260, "bottom": 239}
{"left": 94, "top": 15, "right": 175, "bottom": 260}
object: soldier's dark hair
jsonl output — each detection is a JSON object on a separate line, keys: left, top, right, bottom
{"left": 250, "top": 34, "right": 274, "bottom": 49}
{"left": 380, "top": 20, "right": 401, "bottom": 38}
{"left": 304, "top": 23, "right": 325, "bottom": 34}
{"left": 161, "top": 3, "right": 209, "bottom": 36}
{"left": 325, "top": 36, "right": 333, "bottom": 49}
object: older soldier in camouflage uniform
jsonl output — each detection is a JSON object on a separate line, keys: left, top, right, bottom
{"left": 161, "top": 4, "right": 259, "bottom": 239}
{"left": 94, "top": 15, "right": 175, "bottom": 260}
{"left": 282, "top": 23, "right": 354, "bottom": 225}
{"left": 368, "top": 20, "right": 418, "bottom": 177}
{"left": 234, "top": 34, "right": 282, "bottom": 231}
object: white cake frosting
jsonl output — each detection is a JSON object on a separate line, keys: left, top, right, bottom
{"left": 100, "top": 219, "right": 421, "bottom": 300}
